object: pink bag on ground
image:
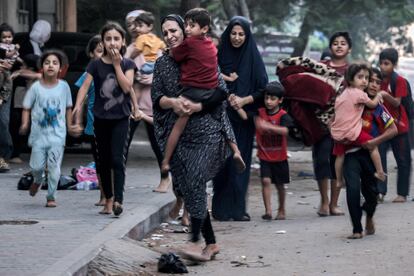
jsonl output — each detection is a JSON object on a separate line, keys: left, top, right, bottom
{"left": 76, "top": 167, "right": 98, "bottom": 184}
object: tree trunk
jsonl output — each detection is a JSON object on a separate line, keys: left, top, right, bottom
{"left": 222, "top": 0, "right": 239, "bottom": 19}
{"left": 180, "top": 0, "right": 200, "bottom": 15}
{"left": 238, "top": 0, "right": 250, "bottom": 21}
{"left": 291, "top": 9, "right": 313, "bottom": 57}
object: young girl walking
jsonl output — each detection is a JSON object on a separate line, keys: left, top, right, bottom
{"left": 74, "top": 35, "right": 105, "bottom": 206}
{"left": 20, "top": 49, "right": 73, "bottom": 207}
{"left": 331, "top": 63, "right": 386, "bottom": 188}
{"left": 72, "top": 22, "right": 139, "bottom": 216}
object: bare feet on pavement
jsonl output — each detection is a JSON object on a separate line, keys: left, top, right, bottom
{"left": 153, "top": 175, "right": 171, "bottom": 193}
{"left": 392, "top": 195, "right": 406, "bottom": 203}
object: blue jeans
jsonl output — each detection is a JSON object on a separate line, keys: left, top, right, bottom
{"left": 30, "top": 146, "right": 64, "bottom": 201}
{"left": 344, "top": 149, "right": 378, "bottom": 234}
{"left": 0, "top": 98, "right": 12, "bottom": 159}
{"left": 378, "top": 133, "right": 411, "bottom": 197}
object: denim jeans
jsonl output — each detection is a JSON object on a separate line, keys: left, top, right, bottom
{"left": 30, "top": 145, "right": 64, "bottom": 201}
{"left": 0, "top": 98, "right": 13, "bottom": 159}
{"left": 378, "top": 133, "right": 412, "bottom": 197}
{"left": 344, "top": 149, "right": 378, "bottom": 234}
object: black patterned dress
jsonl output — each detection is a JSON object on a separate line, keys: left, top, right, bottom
{"left": 152, "top": 54, "right": 236, "bottom": 219}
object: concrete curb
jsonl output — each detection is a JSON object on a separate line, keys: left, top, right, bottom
{"left": 39, "top": 195, "right": 175, "bottom": 276}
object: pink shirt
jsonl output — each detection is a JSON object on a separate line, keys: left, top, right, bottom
{"left": 331, "top": 87, "right": 371, "bottom": 141}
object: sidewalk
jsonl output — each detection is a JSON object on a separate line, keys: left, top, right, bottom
{"left": 0, "top": 143, "right": 174, "bottom": 276}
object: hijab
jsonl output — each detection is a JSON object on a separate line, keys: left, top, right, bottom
{"left": 125, "top": 9, "right": 145, "bottom": 20}
{"left": 29, "top": 20, "right": 51, "bottom": 55}
{"left": 218, "top": 16, "right": 268, "bottom": 98}
{"left": 161, "top": 14, "right": 185, "bottom": 35}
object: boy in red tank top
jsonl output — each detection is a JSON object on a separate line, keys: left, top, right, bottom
{"left": 255, "top": 81, "right": 295, "bottom": 220}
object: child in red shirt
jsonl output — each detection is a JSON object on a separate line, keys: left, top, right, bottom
{"left": 161, "top": 8, "right": 245, "bottom": 175}
{"left": 378, "top": 48, "right": 412, "bottom": 203}
{"left": 255, "top": 81, "right": 295, "bottom": 220}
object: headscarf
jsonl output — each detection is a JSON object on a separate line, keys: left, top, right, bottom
{"left": 161, "top": 14, "right": 185, "bottom": 35}
{"left": 125, "top": 9, "right": 145, "bottom": 20}
{"left": 29, "top": 20, "right": 51, "bottom": 55}
{"left": 218, "top": 16, "right": 268, "bottom": 98}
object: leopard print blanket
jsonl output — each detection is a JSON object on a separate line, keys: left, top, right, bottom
{"left": 276, "top": 56, "right": 345, "bottom": 126}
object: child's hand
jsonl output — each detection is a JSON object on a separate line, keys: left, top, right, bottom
{"left": 362, "top": 140, "right": 376, "bottom": 151}
{"left": 229, "top": 72, "right": 238, "bottom": 81}
{"left": 110, "top": 48, "right": 122, "bottom": 67}
{"left": 0, "top": 99, "right": 3, "bottom": 106}
{"left": 130, "top": 107, "right": 143, "bottom": 121}
{"left": 68, "top": 124, "right": 83, "bottom": 137}
{"left": 10, "top": 70, "right": 20, "bottom": 80}
{"left": 19, "top": 123, "right": 29, "bottom": 135}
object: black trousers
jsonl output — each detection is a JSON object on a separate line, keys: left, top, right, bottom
{"left": 343, "top": 149, "right": 378, "bottom": 234}
{"left": 191, "top": 211, "right": 216, "bottom": 245}
{"left": 94, "top": 117, "right": 129, "bottom": 204}
{"left": 128, "top": 119, "right": 164, "bottom": 177}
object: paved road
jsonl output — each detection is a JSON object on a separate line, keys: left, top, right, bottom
{"left": 0, "top": 139, "right": 173, "bottom": 276}
{"left": 137, "top": 151, "right": 414, "bottom": 276}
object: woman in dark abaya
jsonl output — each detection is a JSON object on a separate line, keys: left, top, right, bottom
{"left": 212, "top": 16, "right": 268, "bottom": 221}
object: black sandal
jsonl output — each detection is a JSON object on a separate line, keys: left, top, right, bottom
{"left": 112, "top": 203, "right": 123, "bottom": 216}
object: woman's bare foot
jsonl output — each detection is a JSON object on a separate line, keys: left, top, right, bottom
{"left": 94, "top": 198, "right": 106, "bottom": 206}
{"left": 180, "top": 242, "right": 210, "bottom": 262}
{"left": 202, "top": 244, "right": 220, "bottom": 260}
{"left": 392, "top": 195, "right": 406, "bottom": 203}
{"left": 233, "top": 152, "right": 246, "bottom": 173}
{"left": 153, "top": 174, "right": 171, "bottom": 193}
{"left": 275, "top": 209, "right": 286, "bottom": 220}
{"left": 374, "top": 171, "right": 387, "bottom": 182}
{"left": 181, "top": 209, "right": 190, "bottom": 226}
{"left": 347, "top": 233, "right": 363, "bottom": 239}
{"left": 99, "top": 198, "right": 113, "bottom": 214}
{"left": 160, "top": 161, "right": 170, "bottom": 176}
{"left": 365, "top": 217, "right": 375, "bottom": 235}
{"left": 169, "top": 201, "right": 183, "bottom": 219}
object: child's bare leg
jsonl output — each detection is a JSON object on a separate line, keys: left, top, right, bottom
{"left": 161, "top": 116, "right": 189, "bottom": 174}
{"left": 181, "top": 207, "right": 190, "bottom": 226}
{"left": 261, "top": 178, "right": 272, "bottom": 220}
{"left": 275, "top": 184, "right": 286, "bottom": 220}
{"left": 228, "top": 141, "right": 246, "bottom": 173}
{"left": 335, "top": 155, "right": 345, "bottom": 188}
{"left": 369, "top": 147, "right": 386, "bottom": 181}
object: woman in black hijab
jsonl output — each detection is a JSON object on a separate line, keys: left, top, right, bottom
{"left": 213, "top": 16, "right": 268, "bottom": 221}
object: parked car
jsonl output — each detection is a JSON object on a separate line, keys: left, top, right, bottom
{"left": 13, "top": 32, "right": 94, "bottom": 150}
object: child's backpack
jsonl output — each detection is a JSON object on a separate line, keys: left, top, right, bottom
{"left": 390, "top": 71, "right": 414, "bottom": 119}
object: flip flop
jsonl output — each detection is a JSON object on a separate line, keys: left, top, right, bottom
{"left": 317, "top": 211, "right": 329, "bottom": 217}
{"left": 113, "top": 203, "right": 123, "bottom": 216}
{"left": 261, "top": 214, "right": 272, "bottom": 220}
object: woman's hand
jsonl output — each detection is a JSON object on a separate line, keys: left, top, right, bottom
{"left": 181, "top": 97, "right": 202, "bottom": 115}
{"left": 228, "top": 94, "right": 251, "bottom": 110}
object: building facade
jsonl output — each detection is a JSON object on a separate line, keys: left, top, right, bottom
{"left": 0, "top": 0, "right": 76, "bottom": 32}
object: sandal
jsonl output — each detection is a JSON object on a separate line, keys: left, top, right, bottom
{"left": 113, "top": 202, "right": 123, "bottom": 216}
{"left": 261, "top": 214, "right": 272, "bottom": 220}
{"left": 45, "top": 200, "right": 57, "bottom": 208}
